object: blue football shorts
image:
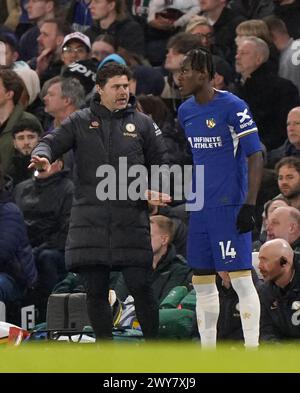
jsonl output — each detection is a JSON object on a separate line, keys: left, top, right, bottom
{"left": 187, "top": 205, "right": 252, "bottom": 272}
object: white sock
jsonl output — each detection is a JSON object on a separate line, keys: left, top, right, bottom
{"left": 230, "top": 274, "right": 260, "bottom": 348}
{"left": 193, "top": 279, "right": 219, "bottom": 348}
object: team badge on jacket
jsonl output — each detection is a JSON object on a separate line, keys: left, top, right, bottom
{"left": 89, "top": 121, "right": 100, "bottom": 129}
{"left": 124, "top": 123, "right": 137, "bottom": 138}
{"left": 125, "top": 123, "right": 136, "bottom": 132}
{"left": 206, "top": 118, "right": 216, "bottom": 128}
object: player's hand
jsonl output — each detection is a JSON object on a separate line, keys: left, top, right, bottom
{"left": 146, "top": 190, "right": 172, "bottom": 207}
{"left": 218, "top": 271, "right": 231, "bottom": 289}
{"left": 236, "top": 204, "right": 256, "bottom": 233}
{"left": 28, "top": 155, "right": 51, "bottom": 175}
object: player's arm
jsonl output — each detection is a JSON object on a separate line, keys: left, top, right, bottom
{"left": 235, "top": 150, "right": 263, "bottom": 233}
{"left": 245, "top": 151, "right": 263, "bottom": 205}
{"left": 229, "top": 100, "right": 263, "bottom": 233}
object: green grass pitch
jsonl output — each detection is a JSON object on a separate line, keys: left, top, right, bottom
{"left": 1, "top": 341, "right": 300, "bottom": 373}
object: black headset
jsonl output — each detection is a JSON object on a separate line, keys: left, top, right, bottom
{"left": 280, "top": 257, "right": 288, "bottom": 267}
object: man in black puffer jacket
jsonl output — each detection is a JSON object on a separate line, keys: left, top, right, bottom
{"left": 30, "top": 63, "right": 171, "bottom": 340}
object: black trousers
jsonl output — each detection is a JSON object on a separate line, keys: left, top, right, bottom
{"left": 79, "top": 265, "right": 158, "bottom": 340}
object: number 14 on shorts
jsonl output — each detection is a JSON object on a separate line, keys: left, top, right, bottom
{"left": 219, "top": 241, "right": 236, "bottom": 259}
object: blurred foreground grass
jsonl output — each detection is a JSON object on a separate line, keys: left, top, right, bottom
{"left": 1, "top": 341, "right": 300, "bottom": 373}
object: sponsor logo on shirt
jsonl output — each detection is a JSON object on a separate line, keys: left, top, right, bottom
{"left": 237, "top": 108, "right": 251, "bottom": 123}
{"left": 291, "top": 301, "right": 300, "bottom": 310}
{"left": 153, "top": 122, "right": 162, "bottom": 136}
{"left": 187, "top": 136, "right": 222, "bottom": 149}
{"left": 236, "top": 108, "right": 254, "bottom": 129}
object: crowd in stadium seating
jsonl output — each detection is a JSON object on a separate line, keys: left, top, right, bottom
{"left": 1, "top": 0, "right": 300, "bottom": 343}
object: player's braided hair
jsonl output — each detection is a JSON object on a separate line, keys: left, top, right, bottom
{"left": 184, "top": 48, "right": 215, "bottom": 81}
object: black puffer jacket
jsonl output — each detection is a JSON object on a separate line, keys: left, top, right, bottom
{"left": 13, "top": 171, "right": 74, "bottom": 249}
{"left": 32, "top": 95, "right": 169, "bottom": 271}
{"left": 259, "top": 258, "right": 300, "bottom": 341}
{"left": 0, "top": 177, "right": 37, "bottom": 288}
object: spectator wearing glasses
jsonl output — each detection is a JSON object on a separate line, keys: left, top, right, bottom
{"left": 198, "top": 0, "right": 245, "bottom": 66}
{"left": 61, "top": 31, "right": 91, "bottom": 66}
{"left": 185, "top": 15, "right": 225, "bottom": 58}
{"left": 235, "top": 19, "right": 279, "bottom": 75}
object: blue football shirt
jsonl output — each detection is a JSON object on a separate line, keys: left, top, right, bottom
{"left": 178, "top": 90, "right": 262, "bottom": 208}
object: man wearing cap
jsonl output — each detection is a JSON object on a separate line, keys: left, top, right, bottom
{"left": 97, "top": 53, "right": 126, "bottom": 69}
{"left": 29, "top": 63, "right": 171, "bottom": 341}
{"left": 61, "top": 31, "right": 91, "bottom": 66}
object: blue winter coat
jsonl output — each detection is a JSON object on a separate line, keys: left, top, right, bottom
{"left": 0, "top": 182, "right": 37, "bottom": 288}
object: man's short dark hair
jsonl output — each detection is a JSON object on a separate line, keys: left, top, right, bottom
{"left": 11, "top": 120, "right": 43, "bottom": 138}
{"left": 0, "top": 68, "right": 24, "bottom": 105}
{"left": 41, "top": 18, "right": 72, "bottom": 37}
{"left": 96, "top": 63, "right": 132, "bottom": 87}
{"left": 264, "top": 15, "right": 288, "bottom": 35}
{"left": 275, "top": 157, "right": 300, "bottom": 175}
{"left": 167, "top": 32, "right": 201, "bottom": 54}
{"left": 0, "top": 34, "right": 19, "bottom": 53}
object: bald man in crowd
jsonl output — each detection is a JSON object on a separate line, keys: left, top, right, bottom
{"left": 266, "top": 206, "right": 300, "bottom": 249}
{"left": 258, "top": 239, "right": 300, "bottom": 340}
{"left": 268, "top": 107, "right": 300, "bottom": 167}
{"left": 233, "top": 36, "right": 300, "bottom": 151}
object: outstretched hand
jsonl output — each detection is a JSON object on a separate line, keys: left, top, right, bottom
{"left": 146, "top": 190, "right": 172, "bottom": 207}
{"left": 28, "top": 155, "right": 51, "bottom": 175}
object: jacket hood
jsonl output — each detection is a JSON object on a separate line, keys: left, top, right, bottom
{"left": 34, "top": 170, "right": 69, "bottom": 188}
